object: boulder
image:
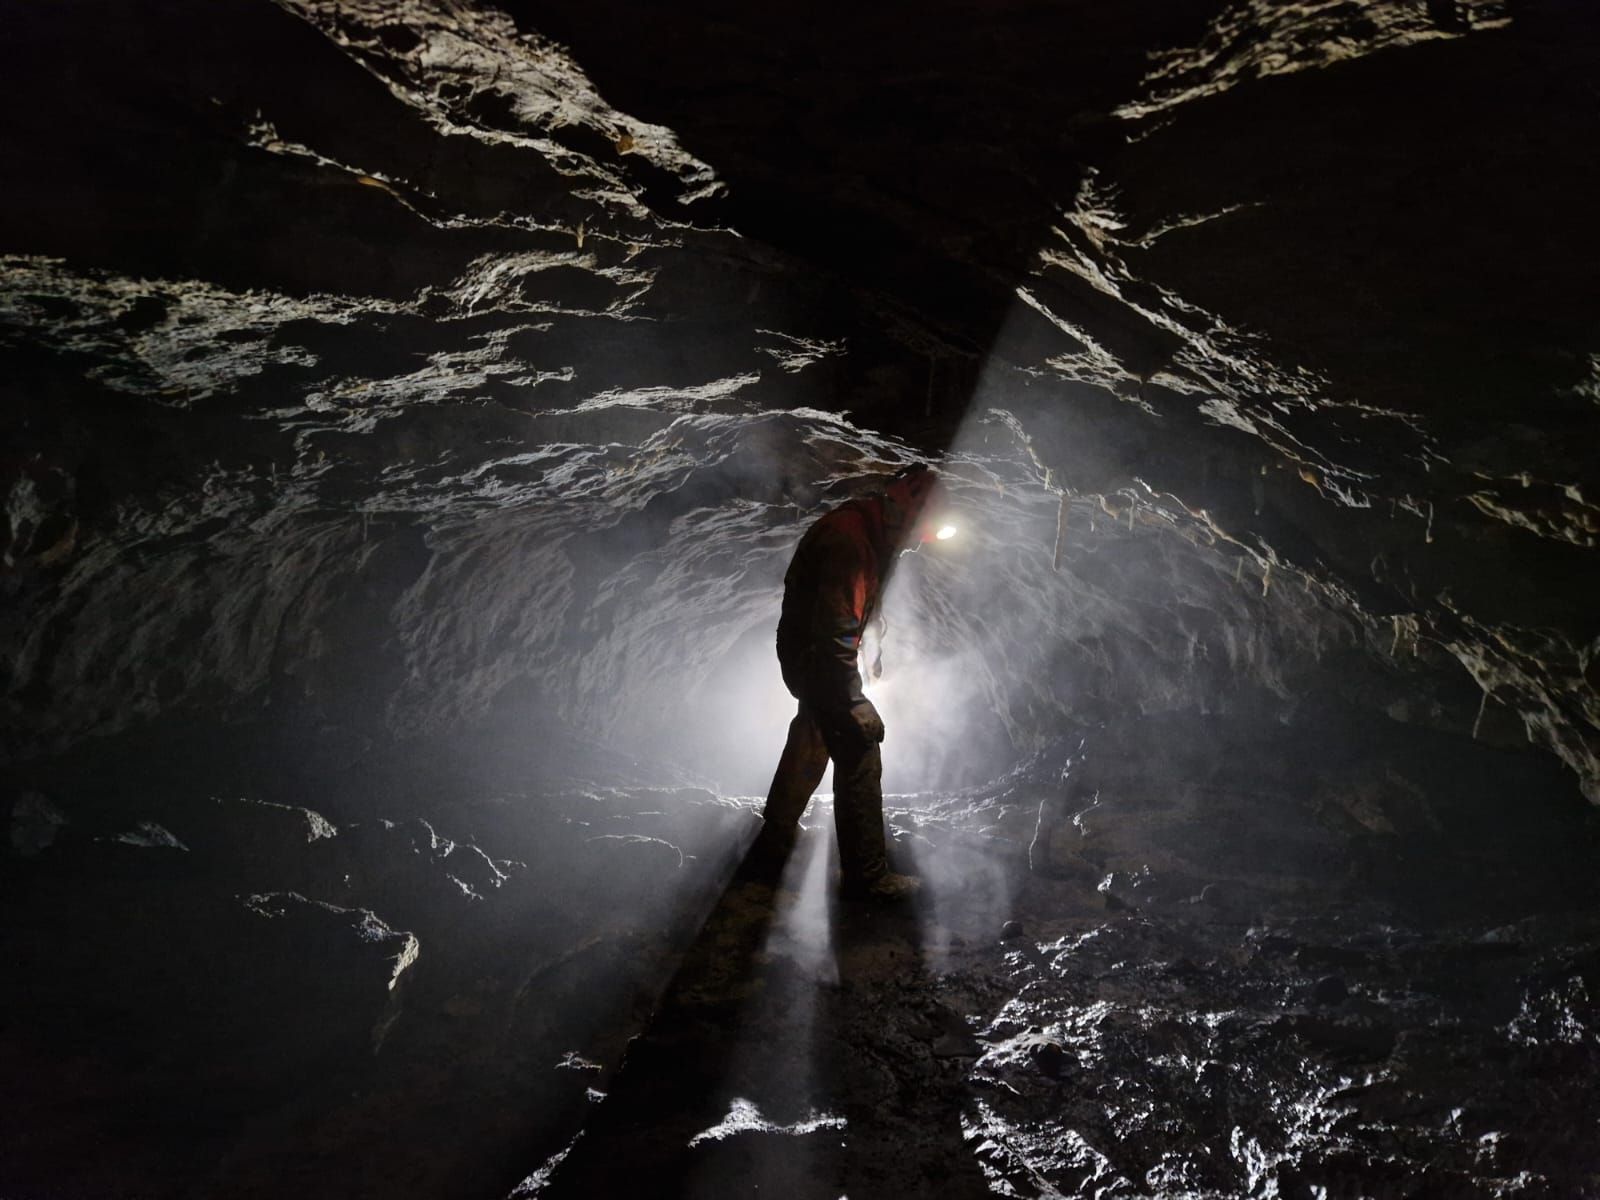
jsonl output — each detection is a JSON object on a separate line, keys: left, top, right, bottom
{"left": 9, "top": 791, "right": 68, "bottom": 857}
{"left": 334, "top": 816, "right": 519, "bottom": 942}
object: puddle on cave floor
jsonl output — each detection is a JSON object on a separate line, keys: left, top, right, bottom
{"left": 515, "top": 793, "right": 1600, "bottom": 1199}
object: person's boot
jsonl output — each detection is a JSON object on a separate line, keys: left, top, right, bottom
{"left": 841, "top": 869, "right": 922, "bottom": 902}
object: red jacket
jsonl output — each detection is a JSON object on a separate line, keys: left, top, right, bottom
{"left": 776, "top": 496, "right": 891, "bottom": 711}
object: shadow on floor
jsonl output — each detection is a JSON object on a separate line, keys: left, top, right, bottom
{"left": 537, "top": 823, "right": 995, "bottom": 1199}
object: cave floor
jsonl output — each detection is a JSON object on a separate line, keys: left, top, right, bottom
{"left": 6, "top": 721, "right": 1600, "bottom": 1199}
{"left": 527, "top": 819, "right": 1600, "bottom": 1199}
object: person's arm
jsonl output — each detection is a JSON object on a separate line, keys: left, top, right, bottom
{"left": 807, "top": 526, "right": 884, "bottom": 740}
{"left": 809, "top": 533, "right": 869, "bottom": 710}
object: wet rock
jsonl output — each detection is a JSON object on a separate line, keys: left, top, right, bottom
{"left": 1311, "top": 974, "right": 1349, "bottom": 1006}
{"left": 1000, "top": 919, "right": 1024, "bottom": 940}
{"left": 163, "top": 795, "right": 341, "bottom": 891}
{"left": 1477, "top": 923, "right": 1527, "bottom": 947}
{"left": 112, "top": 819, "right": 189, "bottom": 849}
{"left": 912, "top": 1003, "right": 983, "bottom": 1060}
{"left": 1027, "top": 813, "right": 1103, "bottom": 883}
{"left": 2, "top": 456, "right": 77, "bottom": 570}
{"left": 1098, "top": 871, "right": 1144, "bottom": 911}
{"left": 337, "top": 816, "right": 518, "bottom": 940}
{"left": 1176, "top": 879, "right": 1256, "bottom": 922}
{"left": 1278, "top": 1014, "right": 1398, "bottom": 1063}
{"left": 236, "top": 891, "right": 419, "bottom": 1052}
{"left": 9, "top": 791, "right": 67, "bottom": 856}
{"left": 1026, "top": 1039, "right": 1069, "bottom": 1078}
{"left": 1296, "top": 943, "right": 1377, "bottom": 971}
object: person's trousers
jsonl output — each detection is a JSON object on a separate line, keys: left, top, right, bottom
{"left": 760, "top": 701, "right": 887, "bottom": 882}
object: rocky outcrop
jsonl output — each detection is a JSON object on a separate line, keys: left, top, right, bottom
{"left": 5, "top": 1, "right": 1597, "bottom": 802}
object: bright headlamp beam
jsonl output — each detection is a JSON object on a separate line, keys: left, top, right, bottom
{"left": 935, "top": 525, "right": 958, "bottom": 541}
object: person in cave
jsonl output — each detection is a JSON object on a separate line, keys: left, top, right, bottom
{"left": 745, "top": 463, "right": 945, "bottom": 900}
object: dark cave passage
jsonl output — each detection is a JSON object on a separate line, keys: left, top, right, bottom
{"left": 6, "top": 1, "right": 1600, "bottom": 1197}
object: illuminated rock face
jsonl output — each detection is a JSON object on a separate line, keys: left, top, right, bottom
{"left": 3, "top": 2, "right": 1600, "bottom": 1196}
{"left": 3, "top": 1, "right": 1597, "bottom": 798}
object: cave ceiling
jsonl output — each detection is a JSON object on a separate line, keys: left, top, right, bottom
{"left": 3, "top": 0, "right": 1599, "bottom": 799}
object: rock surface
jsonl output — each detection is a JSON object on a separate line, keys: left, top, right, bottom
{"left": 4, "top": 0, "right": 1600, "bottom": 1196}
{"left": 3, "top": 1, "right": 1598, "bottom": 800}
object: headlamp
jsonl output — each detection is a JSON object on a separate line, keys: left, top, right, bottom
{"left": 914, "top": 516, "right": 960, "bottom": 545}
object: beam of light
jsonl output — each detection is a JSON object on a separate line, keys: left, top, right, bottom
{"left": 902, "top": 818, "right": 1019, "bottom": 969}
{"left": 676, "top": 819, "right": 839, "bottom": 1197}
{"left": 766, "top": 808, "right": 838, "bottom": 982}
{"left": 868, "top": 308, "right": 1095, "bottom": 962}
{"left": 679, "top": 626, "right": 836, "bottom": 797}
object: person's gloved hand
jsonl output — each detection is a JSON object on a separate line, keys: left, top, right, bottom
{"left": 849, "top": 699, "right": 885, "bottom": 743}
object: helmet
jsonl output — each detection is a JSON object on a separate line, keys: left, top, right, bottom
{"left": 883, "top": 464, "right": 947, "bottom": 543}
{"left": 884, "top": 463, "right": 938, "bottom": 514}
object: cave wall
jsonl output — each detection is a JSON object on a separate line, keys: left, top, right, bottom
{"left": 3, "top": 0, "right": 1598, "bottom": 806}
{"left": 8, "top": 4, "right": 1600, "bottom": 1198}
